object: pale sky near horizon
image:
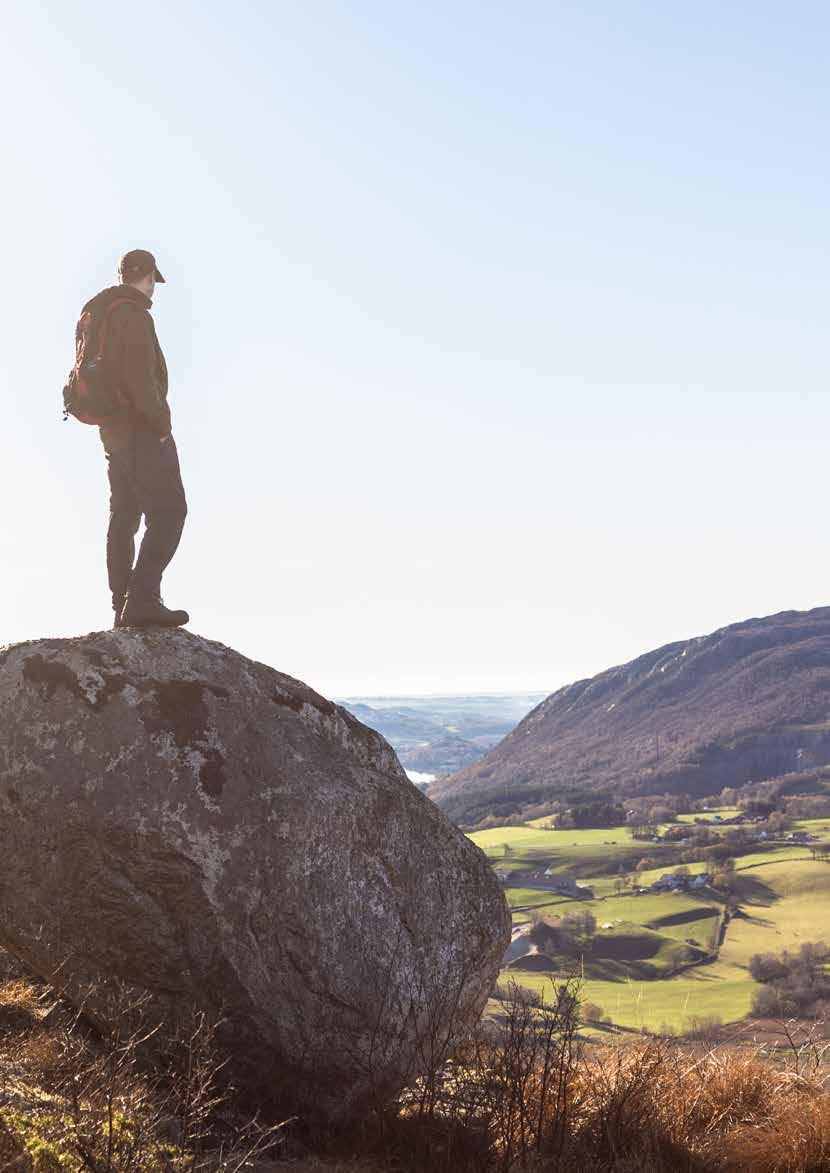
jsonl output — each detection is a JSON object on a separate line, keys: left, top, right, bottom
{"left": 2, "top": 2, "right": 829, "bottom": 698}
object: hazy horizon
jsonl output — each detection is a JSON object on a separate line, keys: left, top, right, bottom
{"left": 337, "top": 688, "right": 550, "bottom": 702}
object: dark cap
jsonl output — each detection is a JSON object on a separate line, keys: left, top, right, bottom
{"left": 118, "top": 249, "right": 166, "bottom": 283}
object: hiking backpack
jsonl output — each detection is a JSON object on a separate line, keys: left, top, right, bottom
{"left": 62, "top": 296, "right": 133, "bottom": 425}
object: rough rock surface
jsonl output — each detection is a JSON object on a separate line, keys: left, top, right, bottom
{"left": 0, "top": 630, "right": 509, "bottom": 1118}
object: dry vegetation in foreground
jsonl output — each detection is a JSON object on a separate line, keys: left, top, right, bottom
{"left": 0, "top": 962, "right": 289, "bottom": 1172}
{"left": 0, "top": 962, "right": 827, "bottom": 1172}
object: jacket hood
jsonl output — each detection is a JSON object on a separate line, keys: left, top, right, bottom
{"left": 82, "top": 285, "right": 152, "bottom": 314}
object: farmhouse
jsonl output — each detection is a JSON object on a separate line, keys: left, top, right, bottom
{"left": 541, "top": 871, "right": 593, "bottom": 898}
{"left": 651, "top": 872, "right": 712, "bottom": 893}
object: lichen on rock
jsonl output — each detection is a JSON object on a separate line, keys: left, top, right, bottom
{"left": 0, "top": 629, "right": 510, "bottom": 1119}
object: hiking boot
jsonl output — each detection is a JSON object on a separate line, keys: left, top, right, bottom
{"left": 119, "top": 592, "right": 189, "bottom": 629}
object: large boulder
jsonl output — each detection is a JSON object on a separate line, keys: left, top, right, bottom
{"left": 0, "top": 630, "right": 509, "bottom": 1118}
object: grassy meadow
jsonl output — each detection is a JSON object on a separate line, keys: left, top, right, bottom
{"left": 471, "top": 815, "right": 830, "bottom": 1033}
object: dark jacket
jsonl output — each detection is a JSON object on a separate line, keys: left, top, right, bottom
{"left": 81, "top": 285, "right": 171, "bottom": 453}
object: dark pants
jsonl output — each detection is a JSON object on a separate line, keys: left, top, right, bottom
{"left": 106, "top": 433, "right": 188, "bottom": 610}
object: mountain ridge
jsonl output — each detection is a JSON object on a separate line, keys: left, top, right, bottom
{"left": 431, "top": 606, "right": 830, "bottom": 825}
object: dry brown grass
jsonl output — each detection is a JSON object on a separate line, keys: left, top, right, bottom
{"left": 0, "top": 971, "right": 291, "bottom": 1171}
{"left": 0, "top": 965, "right": 827, "bottom": 1172}
{"left": 359, "top": 984, "right": 830, "bottom": 1173}
{"left": 565, "top": 1041, "right": 829, "bottom": 1172}
{"left": 0, "top": 980, "right": 42, "bottom": 1036}
{"left": 260, "top": 1164, "right": 388, "bottom": 1173}
{"left": 722, "top": 1094, "right": 830, "bottom": 1172}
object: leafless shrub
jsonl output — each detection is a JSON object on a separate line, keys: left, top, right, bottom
{"left": 354, "top": 972, "right": 582, "bottom": 1173}
{"left": 758, "top": 1016, "right": 830, "bottom": 1086}
{"left": 682, "top": 1015, "right": 723, "bottom": 1042}
{"left": 0, "top": 977, "right": 291, "bottom": 1171}
{"left": 386, "top": 995, "right": 829, "bottom": 1173}
{"left": 1, "top": 960, "right": 828, "bottom": 1172}
{"left": 465, "top": 977, "right": 581, "bottom": 1171}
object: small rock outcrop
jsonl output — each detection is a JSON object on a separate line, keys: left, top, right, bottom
{"left": 0, "top": 630, "right": 509, "bottom": 1118}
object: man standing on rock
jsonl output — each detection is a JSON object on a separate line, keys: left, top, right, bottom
{"left": 82, "top": 250, "right": 189, "bottom": 629}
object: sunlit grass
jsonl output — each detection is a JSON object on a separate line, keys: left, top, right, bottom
{"left": 479, "top": 814, "right": 830, "bottom": 1033}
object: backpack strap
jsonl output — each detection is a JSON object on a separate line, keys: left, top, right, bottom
{"left": 94, "top": 296, "right": 138, "bottom": 362}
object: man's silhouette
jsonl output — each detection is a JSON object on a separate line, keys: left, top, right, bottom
{"left": 86, "top": 250, "right": 188, "bottom": 628}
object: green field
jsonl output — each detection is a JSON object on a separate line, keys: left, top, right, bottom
{"left": 472, "top": 824, "right": 639, "bottom": 855}
{"left": 507, "top": 961, "right": 757, "bottom": 1032}
{"left": 589, "top": 894, "right": 720, "bottom": 950}
{"left": 503, "top": 889, "right": 577, "bottom": 911}
{"left": 721, "top": 859, "right": 830, "bottom": 964}
{"left": 675, "top": 808, "right": 741, "bottom": 824}
{"left": 470, "top": 823, "right": 663, "bottom": 879}
{"left": 790, "top": 817, "right": 830, "bottom": 836}
{"left": 473, "top": 812, "right": 830, "bottom": 1033}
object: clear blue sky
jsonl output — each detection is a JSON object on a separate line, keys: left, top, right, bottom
{"left": 2, "top": 2, "right": 828, "bottom": 696}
